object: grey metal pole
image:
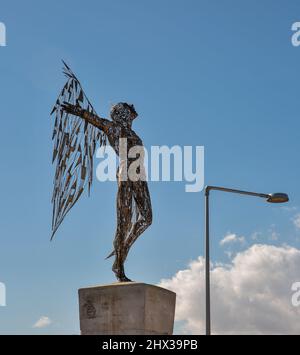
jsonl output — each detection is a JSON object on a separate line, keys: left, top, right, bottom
{"left": 205, "top": 188, "right": 211, "bottom": 336}
{"left": 203, "top": 186, "right": 288, "bottom": 335}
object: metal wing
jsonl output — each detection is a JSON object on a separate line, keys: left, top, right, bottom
{"left": 50, "top": 61, "right": 106, "bottom": 240}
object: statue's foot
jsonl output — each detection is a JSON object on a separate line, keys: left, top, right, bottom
{"left": 118, "top": 275, "right": 133, "bottom": 282}
{"left": 112, "top": 254, "right": 132, "bottom": 282}
{"left": 115, "top": 269, "right": 132, "bottom": 282}
{"left": 112, "top": 262, "right": 132, "bottom": 282}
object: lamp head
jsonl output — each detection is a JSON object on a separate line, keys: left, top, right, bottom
{"left": 267, "top": 193, "right": 289, "bottom": 203}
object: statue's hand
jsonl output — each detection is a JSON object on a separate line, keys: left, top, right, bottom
{"left": 61, "top": 102, "right": 82, "bottom": 116}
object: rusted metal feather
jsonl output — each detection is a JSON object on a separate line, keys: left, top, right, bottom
{"left": 50, "top": 61, "right": 106, "bottom": 240}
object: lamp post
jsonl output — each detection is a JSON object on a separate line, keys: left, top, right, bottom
{"left": 204, "top": 186, "right": 289, "bottom": 336}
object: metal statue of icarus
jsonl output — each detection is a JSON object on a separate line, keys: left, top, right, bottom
{"left": 50, "top": 62, "right": 152, "bottom": 282}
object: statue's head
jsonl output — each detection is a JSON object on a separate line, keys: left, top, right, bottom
{"left": 110, "top": 102, "right": 138, "bottom": 126}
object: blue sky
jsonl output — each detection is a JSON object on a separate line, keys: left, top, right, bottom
{"left": 0, "top": 0, "right": 300, "bottom": 334}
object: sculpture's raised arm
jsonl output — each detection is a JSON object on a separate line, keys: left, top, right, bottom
{"left": 61, "top": 102, "right": 112, "bottom": 134}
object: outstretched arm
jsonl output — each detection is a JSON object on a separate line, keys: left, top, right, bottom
{"left": 61, "top": 102, "right": 112, "bottom": 134}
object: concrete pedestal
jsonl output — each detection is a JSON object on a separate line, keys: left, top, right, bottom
{"left": 78, "top": 282, "right": 176, "bottom": 335}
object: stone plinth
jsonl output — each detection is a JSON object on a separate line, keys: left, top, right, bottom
{"left": 78, "top": 282, "right": 176, "bottom": 335}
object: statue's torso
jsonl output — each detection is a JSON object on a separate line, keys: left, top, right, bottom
{"left": 106, "top": 124, "right": 145, "bottom": 181}
{"left": 107, "top": 124, "right": 143, "bottom": 156}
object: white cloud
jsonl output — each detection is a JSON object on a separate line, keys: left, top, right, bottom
{"left": 219, "top": 233, "right": 245, "bottom": 246}
{"left": 33, "top": 316, "right": 52, "bottom": 329}
{"left": 159, "top": 244, "right": 300, "bottom": 335}
{"left": 293, "top": 214, "right": 300, "bottom": 230}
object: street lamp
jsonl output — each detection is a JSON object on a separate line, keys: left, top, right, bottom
{"left": 204, "top": 186, "right": 289, "bottom": 335}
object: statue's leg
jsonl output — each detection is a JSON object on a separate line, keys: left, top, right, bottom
{"left": 123, "top": 180, "right": 152, "bottom": 260}
{"left": 112, "top": 180, "right": 133, "bottom": 282}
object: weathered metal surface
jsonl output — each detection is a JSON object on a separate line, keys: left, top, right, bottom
{"left": 51, "top": 62, "right": 152, "bottom": 282}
